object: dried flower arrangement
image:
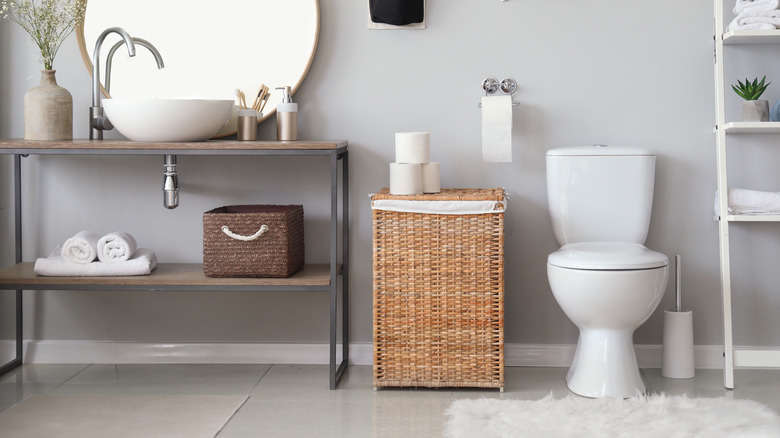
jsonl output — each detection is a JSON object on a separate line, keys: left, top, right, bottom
{"left": 1, "top": 0, "right": 87, "bottom": 70}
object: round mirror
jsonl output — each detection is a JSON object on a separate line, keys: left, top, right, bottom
{"left": 76, "top": 0, "right": 319, "bottom": 137}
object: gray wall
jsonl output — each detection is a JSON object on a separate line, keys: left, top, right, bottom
{"left": 2, "top": 0, "right": 779, "bottom": 355}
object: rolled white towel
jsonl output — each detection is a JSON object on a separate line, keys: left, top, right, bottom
{"left": 35, "top": 247, "right": 157, "bottom": 277}
{"left": 60, "top": 230, "right": 100, "bottom": 264}
{"left": 97, "top": 231, "right": 138, "bottom": 263}
{"left": 734, "top": 0, "right": 780, "bottom": 15}
{"left": 715, "top": 188, "right": 780, "bottom": 215}
{"left": 729, "top": 10, "right": 780, "bottom": 30}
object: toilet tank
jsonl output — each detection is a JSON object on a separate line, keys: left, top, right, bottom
{"left": 546, "top": 145, "right": 656, "bottom": 246}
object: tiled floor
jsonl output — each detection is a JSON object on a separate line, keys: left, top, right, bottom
{"left": 1, "top": 364, "right": 779, "bottom": 437}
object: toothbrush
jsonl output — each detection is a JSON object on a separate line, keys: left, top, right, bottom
{"left": 259, "top": 85, "right": 269, "bottom": 105}
{"left": 235, "top": 88, "right": 249, "bottom": 110}
{"left": 254, "top": 86, "right": 270, "bottom": 112}
{"left": 251, "top": 84, "right": 266, "bottom": 111}
{"left": 258, "top": 91, "right": 270, "bottom": 113}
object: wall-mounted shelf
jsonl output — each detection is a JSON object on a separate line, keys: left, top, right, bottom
{"left": 0, "top": 139, "right": 349, "bottom": 389}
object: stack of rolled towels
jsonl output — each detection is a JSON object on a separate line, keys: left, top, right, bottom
{"left": 34, "top": 231, "right": 157, "bottom": 276}
{"left": 729, "top": 0, "right": 780, "bottom": 30}
{"left": 389, "top": 132, "right": 441, "bottom": 195}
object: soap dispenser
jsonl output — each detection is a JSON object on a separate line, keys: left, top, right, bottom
{"left": 275, "top": 86, "right": 298, "bottom": 141}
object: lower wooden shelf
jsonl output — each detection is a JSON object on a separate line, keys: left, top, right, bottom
{"left": 0, "top": 263, "right": 340, "bottom": 291}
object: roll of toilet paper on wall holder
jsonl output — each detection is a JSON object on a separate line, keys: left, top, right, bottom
{"left": 395, "top": 132, "right": 430, "bottom": 163}
{"left": 421, "top": 162, "right": 440, "bottom": 193}
{"left": 662, "top": 309, "right": 695, "bottom": 379}
{"left": 481, "top": 95, "right": 513, "bottom": 163}
{"left": 389, "top": 162, "right": 423, "bottom": 195}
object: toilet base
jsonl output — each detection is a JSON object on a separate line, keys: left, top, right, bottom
{"left": 566, "top": 328, "right": 645, "bottom": 398}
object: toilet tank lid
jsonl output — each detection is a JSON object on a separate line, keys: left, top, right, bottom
{"left": 548, "top": 242, "right": 668, "bottom": 270}
{"left": 547, "top": 145, "right": 655, "bottom": 157}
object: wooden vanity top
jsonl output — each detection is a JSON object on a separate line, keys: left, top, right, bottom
{"left": 0, "top": 139, "right": 347, "bottom": 154}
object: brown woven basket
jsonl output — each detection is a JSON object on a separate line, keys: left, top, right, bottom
{"left": 203, "top": 205, "right": 304, "bottom": 278}
{"left": 371, "top": 188, "right": 505, "bottom": 390}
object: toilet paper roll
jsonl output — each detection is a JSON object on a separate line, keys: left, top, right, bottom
{"left": 481, "top": 95, "right": 513, "bottom": 163}
{"left": 395, "top": 132, "right": 430, "bottom": 163}
{"left": 389, "top": 162, "right": 422, "bottom": 195}
{"left": 662, "top": 310, "right": 695, "bottom": 379}
{"left": 421, "top": 162, "right": 440, "bottom": 193}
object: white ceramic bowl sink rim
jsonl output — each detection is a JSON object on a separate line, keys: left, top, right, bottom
{"left": 102, "top": 98, "right": 234, "bottom": 142}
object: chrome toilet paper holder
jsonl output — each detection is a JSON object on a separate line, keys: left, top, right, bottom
{"left": 479, "top": 77, "right": 520, "bottom": 107}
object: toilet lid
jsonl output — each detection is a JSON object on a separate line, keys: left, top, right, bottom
{"left": 548, "top": 242, "right": 668, "bottom": 270}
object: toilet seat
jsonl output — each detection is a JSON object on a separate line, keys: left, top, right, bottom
{"left": 548, "top": 242, "right": 668, "bottom": 270}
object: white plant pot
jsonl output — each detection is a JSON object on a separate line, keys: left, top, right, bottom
{"left": 743, "top": 100, "right": 770, "bottom": 122}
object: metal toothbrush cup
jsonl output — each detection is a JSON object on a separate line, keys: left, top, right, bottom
{"left": 662, "top": 255, "right": 695, "bottom": 378}
{"left": 237, "top": 110, "right": 258, "bottom": 141}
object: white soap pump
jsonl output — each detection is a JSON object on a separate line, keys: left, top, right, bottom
{"left": 275, "top": 86, "right": 298, "bottom": 141}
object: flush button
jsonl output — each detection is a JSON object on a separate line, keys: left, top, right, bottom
{"left": 593, "top": 144, "right": 608, "bottom": 148}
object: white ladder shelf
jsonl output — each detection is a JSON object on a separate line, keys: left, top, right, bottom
{"left": 713, "top": 1, "right": 780, "bottom": 389}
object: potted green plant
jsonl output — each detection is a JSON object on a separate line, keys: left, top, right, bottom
{"left": 1, "top": 0, "right": 86, "bottom": 140}
{"left": 732, "top": 76, "right": 771, "bottom": 122}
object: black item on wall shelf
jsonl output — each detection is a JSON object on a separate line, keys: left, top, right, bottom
{"left": 369, "top": 0, "right": 424, "bottom": 26}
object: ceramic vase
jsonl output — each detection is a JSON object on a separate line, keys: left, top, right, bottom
{"left": 742, "top": 99, "right": 769, "bottom": 122}
{"left": 770, "top": 99, "right": 780, "bottom": 122}
{"left": 24, "top": 70, "right": 73, "bottom": 140}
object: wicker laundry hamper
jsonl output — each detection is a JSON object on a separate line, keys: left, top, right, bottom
{"left": 371, "top": 188, "right": 505, "bottom": 390}
{"left": 203, "top": 204, "right": 304, "bottom": 278}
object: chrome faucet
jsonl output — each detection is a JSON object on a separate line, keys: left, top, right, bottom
{"left": 104, "top": 38, "right": 165, "bottom": 95}
{"left": 90, "top": 27, "right": 136, "bottom": 140}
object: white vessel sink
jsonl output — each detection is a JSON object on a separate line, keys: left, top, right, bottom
{"left": 102, "top": 98, "right": 234, "bottom": 142}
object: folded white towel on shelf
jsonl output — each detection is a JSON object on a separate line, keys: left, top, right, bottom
{"left": 729, "top": 20, "right": 776, "bottom": 30}
{"left": 715, "top": 188, "right": 780, "bottom": 215}
{"left": 34, "top": 246, "right": 157, "bottom": 277}
{"left": 60, "top": 230, "right": 100, "bottom": 264}
{"left": 734, "top": 0, "right": 780, "bottom": 15}
{"left": 97, "top": 231, "right": 138, "bottom": 263}
{"left": 729, "top": 10, "right": 780, "bottom": 30}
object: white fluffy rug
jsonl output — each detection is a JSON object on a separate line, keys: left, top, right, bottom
{"left": 446, "top": 394, "right": 780, "bottom": 438}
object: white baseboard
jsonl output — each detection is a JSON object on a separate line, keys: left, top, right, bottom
{"left": 0, "top": 341, "right": 737, "bottom": 369}
{"left": 1, "top": 341, "right": 351, "bottom": 365}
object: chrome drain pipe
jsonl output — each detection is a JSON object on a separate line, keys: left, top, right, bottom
{"left": 163, "top": 154, "right": 179, "bottom": 209}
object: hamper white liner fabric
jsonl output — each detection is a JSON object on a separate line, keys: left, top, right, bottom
{"left": 370, "top": 198, "right": 507, "bottom": 215}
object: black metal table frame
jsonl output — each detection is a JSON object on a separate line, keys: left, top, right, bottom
{"left": 0, "top": 143, "right": 349, "bottom": 389}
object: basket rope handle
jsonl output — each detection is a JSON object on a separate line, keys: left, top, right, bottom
{"left": 221, "top": 224, "right": 269, "bottom": 241}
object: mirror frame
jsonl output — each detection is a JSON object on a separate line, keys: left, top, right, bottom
{"left": 75, "top": 1, "right": 320, "bottom": 138}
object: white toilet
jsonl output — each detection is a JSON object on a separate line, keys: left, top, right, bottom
{"left": 546, "top": 145, "right": 669, "bottom": 398}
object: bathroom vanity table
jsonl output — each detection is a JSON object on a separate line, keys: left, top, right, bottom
{"left": 0, "top": 139, "right": 349, "bottom": 389}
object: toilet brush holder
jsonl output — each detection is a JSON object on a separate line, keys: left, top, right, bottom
{"left": 662, "top": 310, "right": 695, "bottom": 378}
{"left": 662, "top": 254, "right": 695, "bottom": 379}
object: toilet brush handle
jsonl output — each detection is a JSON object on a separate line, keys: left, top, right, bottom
{"left": 675, "top": 255, "right": 682, "bottom": 312}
